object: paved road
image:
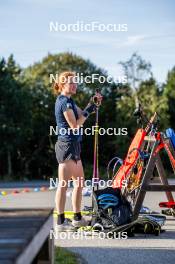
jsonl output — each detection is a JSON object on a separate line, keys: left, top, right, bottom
{"left": 0, "top": 180, "right": 49, "bottom": 188}
{"left": 0, "top": 188, "right": 175, "bottom": 264}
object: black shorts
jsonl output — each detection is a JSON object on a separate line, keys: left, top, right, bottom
{"left": 55, "top": 140, "right": 81, "bottom": 164}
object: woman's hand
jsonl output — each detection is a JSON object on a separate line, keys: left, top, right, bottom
{"left": 93, "top": 92, "right": 103, "bottom": 106}
{"left": 82, "top": 92, "right": 103, "bottom": 118}
{"left": 82, "top": 102, "right": 97, "bottom": 118}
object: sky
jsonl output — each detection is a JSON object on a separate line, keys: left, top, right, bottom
{"left": 1, "top": 0, "right": 175, "bottom": 83}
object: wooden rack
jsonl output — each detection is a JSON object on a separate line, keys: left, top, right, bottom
{"left": 132, "top": 134, "right": 175, "bottom": 219}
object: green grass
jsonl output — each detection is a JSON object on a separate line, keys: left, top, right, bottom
{"left": 55, "top": 247, "right": 78, "bottom": 264}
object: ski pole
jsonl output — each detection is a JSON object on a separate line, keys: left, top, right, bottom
{"left": 92, "top": 89, "right": 102, "bottom": 191}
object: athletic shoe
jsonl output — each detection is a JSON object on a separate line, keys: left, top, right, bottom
{"left": 56, "top": 218, "right": 75, "bottom": 232}
{"left": 72, "top": 217, "right": 88, "bottom": 228}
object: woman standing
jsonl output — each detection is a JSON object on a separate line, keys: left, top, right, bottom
{"left": 54, "top": 71, "right": 102, "bottom": 231}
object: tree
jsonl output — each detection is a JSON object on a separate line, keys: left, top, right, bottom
{"left": 138, "top": 78, "right": 169, "bottom": 130}
{"left": 116, "top": 53, "right": 154, "bottom": 132}
{"left": 163, "top": 67, "right": 175, "bottom": 129}
{"left": 119, "top": 52, "right": 152, "bottom": 91}
{"left": 0, "top": 56, "right": 32, "bottom": 179}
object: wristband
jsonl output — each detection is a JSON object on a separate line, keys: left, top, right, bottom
{"left": 82, "top": 110, "right": 89, "bottom": 118}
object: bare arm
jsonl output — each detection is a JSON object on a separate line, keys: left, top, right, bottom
{"left": 76, "top": 105, "right": 83, "bottom": 117}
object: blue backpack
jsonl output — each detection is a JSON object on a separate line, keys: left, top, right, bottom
{"left": 166, "top": 128, "right": 175, "bottom": 149}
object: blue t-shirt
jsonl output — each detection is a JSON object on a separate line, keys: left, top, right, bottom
{"left": 55, "top": 95, "right": 82, "bottom": 142}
